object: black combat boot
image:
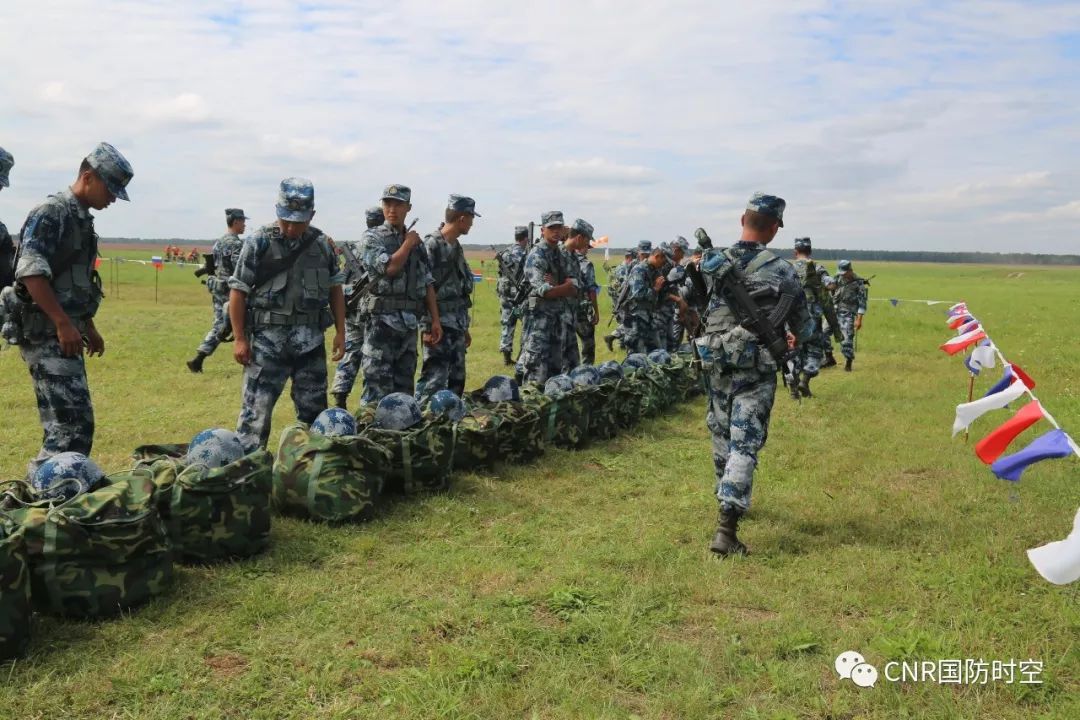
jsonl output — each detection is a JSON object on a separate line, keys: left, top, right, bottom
{"left": 709, "top": 509, "right": 747, "bottom": 557}
{"left": 798, "top": 372, "right": 813, "bottom": 398}
{"left": 788, "top": 379, "right": 801, "bottom": 401}
{"left": 823, "top": 352, "right": 837, "bottom": 368}
{"left": 583, "top": 352, "right": 595, "bottom": 365}
{"left": 333, "top": 392, "right": 349, "bottom": 410}
{"left": 513, "top": 370, "right": 525, "bottom": 386}
{"left": 603, "top": 334, "right": 615, "bottom": 352}
{"left": 502, "top": 350, "right": 513, "bottom": 366}
{"left": 186, "top": 352, "right": 207, "bottom": 373}
{"left": 844, "top": 358, "right": 853, "bottom": 372}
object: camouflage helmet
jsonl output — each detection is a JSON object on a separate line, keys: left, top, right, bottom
{"left": 187, "top": 428, "right": 246, "bottom": 469}
{"left": 647, "top": 349, "right": 673, "bottom": 366}
{"left": 623, "top": 353, "right": 650, "bottom": 372}
{"left": 310, "top": 408, "right": 358, "bottom": 437}
{"left": 569, "top": 364, "right": 601, "bottom": 387}
{"left": 32, "top": 452, "right": 105, "bottom": 502}
{"left": 544, "top": 374, "right": 575, "bottom": 399}
{"left": 482, "top": 375, "right": 521, "bottom": 403}
{"left": 427, "top": 389, "right": 466, "bottom": 422}
{"left": 597, "top": 360, "right": 624, "bottom": 382}
{"left": 374, "top": 392, "right": 423, "bottom": 431}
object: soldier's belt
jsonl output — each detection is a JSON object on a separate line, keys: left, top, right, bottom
{"left": 250, "top": 309, "right": 323, "bottom": 326}
{"left": 361, "top": 296, "right": 425, "bottom": 314}
{"left": 436, "top": 298, "right": 472, "bottom": 313}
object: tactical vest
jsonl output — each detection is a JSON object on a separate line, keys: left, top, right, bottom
{"left": 703, "top": 248, "right": 787, "bottom": 334}
{"left": 431, "top": 237, "right": 473, "bottom": 314}
{"left": 359, "top": 226, "right": 427, "bottom": 315}
{"left": 527, "top": 243, "right": 566, "bottom": 312}
{"left": 215, "top": 233, "right": 240, "bottom": 283}
{"left": 794, "top": 258, "right": 822, "bottom": 304}
{"left": 495, "top": 245, "right": 524, "bottom": 298}
{"left": 623, "top": 262, "right": 658, "bottom": 315}
{"left": 248, "top": 227, "right": 332, "bottom": 326}
{"left": 834, "top": 276, "right": 863, "bottom": 310}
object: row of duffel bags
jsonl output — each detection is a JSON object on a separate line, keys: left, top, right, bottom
{"left": 0, "top": 353, "right": 703, "bottom": 659}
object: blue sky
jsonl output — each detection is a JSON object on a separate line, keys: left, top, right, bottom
{"left": 1, "top": 0, "right": 1079, "bottom": 252}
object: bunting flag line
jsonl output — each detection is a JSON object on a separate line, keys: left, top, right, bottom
{"left": 957, "top": 319, "right": 981, "bottom": 335}
{"left": 948, "top": 313, "right": 975, "bottom": 330}
{"left": 973, "top": 400, "right": 1045, "bottom": 464}
{"left": 1027, "top": 508, "right": 1080, "bottom": 585}
{"left": 940, "top": 326, "right": 987, "bottom": 355}
{"left": 952, "top": 378, "right": 1028, "bottom": 436}
{"left": 991, "top": 429, "right": 1077, "bottom": 482}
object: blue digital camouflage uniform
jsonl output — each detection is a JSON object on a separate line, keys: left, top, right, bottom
{"left": 331, "top": 206, "right": 384, "bottom": 401}
{"left": 606, "top": 253, "right": 634, "bottom": 343}
{"left": 791, "top": 257, "right": 826, "bottom": 378}
{"left": 575, "top": 249, "right": 599, "bottom": 364}
{"left": 618, "top": 260, "right": 661, "bottom": 353}
{"left": 416, "top": 225, "right": 473, "bottom": 403}
{"left": 229, "top": 219, "right": 342, "bottom": 449}
{"left": 496, "top": 236, "right": 528, "bottom": 353}
{"left": 357, "top": 216, "right": 433, "bottom": 404}
{"left": 832, "top": 266, "right": 868, "bottom": 361}
{"left": 653, "top": 248, "right": 678, "bottom": 353}
{"left": 516, "top": 234, "right": 575, "bottom": 384}
{"left": 699, "top": 241, "right": 813, "bottom": 517}
{"left": 0, "top": 219, "right": 13, "bottom": 290}
{"left": 196, "top": 230, "right": 244, "bottom": 356}
{"left": 560, "top": 243, "right": 583, "bottom": 372}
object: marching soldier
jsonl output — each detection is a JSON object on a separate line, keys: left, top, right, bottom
{"left": 496, "top": 226, "right": 529, "bottom": 365}
{"left": 832, "top": 259, "right": 868, "bottom": 371}
{"left": 187, "top": 208, "right": 247, "bottom": 373}
{"left": 330, "top": 206, "right": 383, "bottom": 408}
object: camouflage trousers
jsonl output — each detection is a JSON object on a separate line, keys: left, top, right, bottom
{"left": 196, "top": 294, "right": 229, "bottom": 356}
{"left": 562, "top": 309, "right": 580, "bottom": 372}
{"left": 705, "top": 366, "right": 777, "bottom": 516}
{"left": 575, "top": 312, "right": 596, "bottom": 365}
{"left": 619, "top": 312, "right": 660, "bottom": 355}
{"left": 516, "top": 310, "right": 565, "bottom": 385}
{"left": 822, "top": 322, "right": 834, "bottom": 356}
{"left": 794, "top": 313, "right": 825, "bottom": 377}
{"left": 330, "top": 317, "right": 366, "bottom": 396}
{"left": 360, "top": 317, "right": 418, "bottom": 404}
{"left": 837, "top": 309, "right": 858, "bottom": 360}
{"left": 416, "top": 325, "right": 468, "bottom": 405}
{"left": 669, "top": 314, "right": 686, "bottom": 352}
{"left": 236, "top": 328, "right": 328, "bottom": 449}
{"left": 498, "top": 298, "right": 520, "bottom": 353}
{"left": 19, "top": 338, "right": 94, "bottom": 478}
{"left": 655, "top": 304, "right": 677, "bottom": 352}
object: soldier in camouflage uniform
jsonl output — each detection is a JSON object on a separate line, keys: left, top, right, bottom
{"left": 570, "top": 220, "right": 599, "bottom": 365}
{"left": 0, "top": 148, "right": 15, "bottom": 290}
{"left": 496, "top": 226, "right": 529, "bottom": 365}
{"left": 558, "top": 222, "right": 586, "bottom": 371}
{"left": 832, "top": 259, "right": 867, "bottom": 371}
{"left": 788, "top": 237, "right": 829, "bottom": 398}
{"left": 228, "top": 178, "right": 346, "bottom": 449}
{"left": 819, "top": 264, "right": 839, "bottom": 367}
{"left": 187, "top": 208, "right": 248, "bottom": 373}
{"left": 691, "top": 193, "right": 813, "bottom": 557}
{"left": 602, "top": 249, "right": 635, "bottom": 352}
{"left": 661, "top": 236, "right": 689, "bottom": 350}
{"left": 2, "top": 143, "right": 133, "bottom": 477}
{"left": 357, "top": 184, "right": 442, "bottom": 403}
{"left": 415, "top": 195, "right": 478, "bottom": 404}
{"left": 331, "top": 206, "right": 384, "bottom": 408}
{"left": 617, "top": 246, "right": 667, "bottom": 354}
{"left": 515, "top": 211, "right": 579, "bottom": 385}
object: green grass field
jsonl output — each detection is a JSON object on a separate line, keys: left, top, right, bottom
{"left": 1, "top": 252, "right": 1077, "bottom": 719}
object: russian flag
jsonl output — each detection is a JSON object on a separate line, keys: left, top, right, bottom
{"left": 991, "top": 429, "right": 1076, "bottom": 482}
{"left": 974, "top": 400, "right": 1045, "bottom": 464}
{"left": 948, "top": 314, "right": 975, "bottom": 330}
{"left": 947, "top": 303, "right": 968, "bottom": 317}
{"left": 940, "top": 326, "right": 986, "bottom": 355}
{"left": 472, "top": 272, "right": 484, "bottom": 283}
{"left": 151, "top": 255, "right": 164, "bottom": 270}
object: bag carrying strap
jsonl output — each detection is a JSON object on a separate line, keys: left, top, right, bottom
{"left": 42, "top": 517, "right": 65, "bottom": 615}
{"left": 306, "top": 451, "right": 327, "bottom": 512}
{"left": 252, "top": 230, "right": 320, "bottom": 292}
{"left": 401, "top": 436, "right": 414, "bottom": 490}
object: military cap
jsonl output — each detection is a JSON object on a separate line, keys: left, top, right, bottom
{"left": 624, "top": 249, "right": 635, "bottom": 258}
{"left": 838, "top": 259, "right": 852, "bottom": 271}
{"left": 637, "top": 240, "right": 652, "bottom": 253}
{"left": 447, "top": 194, "right": 481, "bottom": 216}
{"left": 382, "top": 184, "right": 411, "bottom": 203}
{"left": 514, "top": 225, "right": 529, "bottom": 239}
{"left": 794, "top": 237, "right": 811, "bottom": 250}
{"left": 671, "top": 236, "right": 689, "bottom": 252}
{"left": 0, "top": 146, "right": 12, "bottom": 188}
{"left": 85, "top": 142, "right": 133, "bottom": 201}
{"left": 275, "top": 177, "right": 315, "bottom": 222}
{"left": 365, "top": 206, "right": 385, "bottom": 226}
{"left": 746, "top": 191, "right": 785, "bottom": 227}
{"left": 570, "top": 218, "right": 594, "bottom": 239}
{"left": 225, "top": 208, "right": 249, "bottom": 222}
{"left": 541, "top": 210, "right": 565, "bottom": 228}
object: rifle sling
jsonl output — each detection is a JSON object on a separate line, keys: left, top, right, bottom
{"left": 252, "top": 231, "right": 319, "bottom": 292}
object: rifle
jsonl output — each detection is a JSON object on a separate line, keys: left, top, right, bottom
{"left": 344, "top": 218, "right": 417, "bottom": 313}
{"left": 712, "top": 247, "right": 798, "bottom": 370}
{"left": 693, "top": 227, "right": 714, "bottom": 251}
{"left": 194, "top": 253, "right": 216, "bottom": 280}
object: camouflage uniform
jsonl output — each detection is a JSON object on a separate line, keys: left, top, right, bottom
{"left": 516, "top": 212, "right": 575, "bottom": 385}
{"left": 331, "top": 207, "right": 383, "bottom": 401}
{"left": 832, "top": 263, "right": 868, "bottom": 362}
{"left": 358, "top": 185, "right": 433, "bottom": 403}
{"left": 196, "top": 226, "right": 244, "bottom": 356}
{"left": 0, "top": 148, "right": 11, "bottom": 289}
{"left": 416, "top": 195, "right": 478, "bottom": 404}
{"left": 575, "top": 248, "right": 599, "bottom": 364}
{"left": 618, "top": 259, "right": 661, "bottom": 353}
{"left": 5, "top": 143, "right": 133, "bottom": 477}
{"left": 496, "top": 233, "right": 528, "bottom": 354}
{"left": 791, "top": 256, "right": 826, "bottom": 379}
{"left": 230, "top": 180, "right": 343, "bottom": 449}
{"left": 560, "top": 243, "right": 583, "bottom": 372}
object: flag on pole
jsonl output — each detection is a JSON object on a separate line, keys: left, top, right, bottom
{"left": 990, "top": 429, "right": 1076, "bottom": 482}
{"left": 151, "top": 255, "right": 164, "bottom": 270}
{"left": 889, "top": 298, "right": 899, "bottom": 307}
{"left": 974, "top": 400, "right": 1045, "bottom": 464}
{"left": 472, "top": 272, "right": 484, "bottom": 283}
{"left": 1027, "top": 507, "right": 1080, "bottom": 585}
{"left": 940, "top": 326, "right": 986, "bottom": 355}
{"left": 952, "top": 378, "right": 1028, "bottom": 436}
{"left": 970, "top": 344, "right": 996, "bottom": 369}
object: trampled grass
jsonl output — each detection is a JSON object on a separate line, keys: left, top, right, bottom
{"left": 1, "top": 253, "right": 1077, "bottom": 719}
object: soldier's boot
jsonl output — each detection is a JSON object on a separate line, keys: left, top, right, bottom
{"left": 513, "top": 370, "right": 525, "bottom": 387}
{"left": 709, "top": 509, "right": 747, "bottom": 557}
{"left": 186, "top": 352, "right": 207, "bottom": 373}
{"left": 333, "top": 392, "right": 349, "bottom": 410}
{"left": 603, "top": 334, "right": 615, "bottom": 352}
{"left": 502, "top": 350, "right": 514, "bottom": 366}
{"left": 788, "top": 379, "right": 801, "bottom": 401}
{"left": 583, "top": 352, "right": 595, "bottom": 365}
{"left": 798, "top": 372, "right": 813, "bottom": 398}
{"left": 844, "top": 358, "right": 853, "bottom": 372}
{"left": 823, "top": 352, "right": 837, "bottom": 368}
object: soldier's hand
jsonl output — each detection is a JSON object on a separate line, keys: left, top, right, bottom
{"left": 427, "top": 320, "right": 443, "bottom": 347}
{"left": 85, "top": 326, "right": 105, "bottom": 357}
{"left": 331, "top": 332, "right": 345, "bottom": 362}
{"left": 591, "top": 312, "right": 599, "bottom": 327}
{"left": 855, "top": 315, "right": 863, "bottom": 331}
{"left": 653, "top": 276, "right": 666, "bottom": 291}
{"left": 234, "top": 338, "right": 253, "bottom": 366}
{"left": 544, "top": 273, "right": 553, "bottom": 284}
{"left": 56, "top": 320, "right": 83, "bottom": 358}
{"left": 405, "top": 230, "right": 422, "bottom": 248}
{"left": 464, "top": 329, "right": 472, "bottom": 348}
{"left": 786, "top": 331, "right": 796, "bottom": 350}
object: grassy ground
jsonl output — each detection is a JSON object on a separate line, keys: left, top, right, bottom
{"left": 0, "top": 253, "right": 1077, "bottom": 719}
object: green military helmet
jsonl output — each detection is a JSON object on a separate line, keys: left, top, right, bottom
{"left": 544, "top": 374, "right": 575, "bottom": 399}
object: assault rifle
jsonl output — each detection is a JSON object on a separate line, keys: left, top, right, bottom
{"left": 194, "top": 253, "right": 216, "bottom": 280}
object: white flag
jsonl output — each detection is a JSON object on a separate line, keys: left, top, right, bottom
{"left": 952, "top": 379, "right": 1027, "bottom": 436}
{"left": 1028, "top": 507, "right": 1080, "bottom": 585}
{"left": 971, "top": 345, "right": 996, "bottom": 369}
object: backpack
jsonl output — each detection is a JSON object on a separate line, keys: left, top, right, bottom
{"left": 0, "top": 514, "right": 31, "bottom": 660}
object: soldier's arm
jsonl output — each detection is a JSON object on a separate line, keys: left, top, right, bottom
{"left": 16, "top": 204, "right": 86, "bottom": 357}
{"left": 227, "top": 233, "right": 269, "bottom": 366}
{"left": 386, "top": 228, "right": 422, "bottom": 278}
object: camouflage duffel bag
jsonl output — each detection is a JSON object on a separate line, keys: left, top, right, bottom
{"left": 0, "top": 472, "right": 173, "bottom": 619}
{"left": 625, "top": 367, "right": 665, "bottom": 417}
{"left": 0, "top": 513, "right": 31, "bottom": 660}
{"left": 464, "top": 393, "right": 546, "bottom": 465}
{"left": 659, "top": 357, "right": 696, "bottom": 404}
{"left": 132, "top": 444, "right": 273, "bottom": 563}
{"left": 358, "top": 419, "right": 457, "bottom": 494}
{"left": 272, "top": 424, "right": 391, "bottom": 523}
{"left": 522, "top": 387, "right": 592, "bottom": 449}
{"left": 452, "top": 411, "right": 503, "bottom": 471}
{"left": 611, "top": 379, "right": 645, "bottom": 429}
{"left": 588, "top": 382, "right": 621, "bottom": 440}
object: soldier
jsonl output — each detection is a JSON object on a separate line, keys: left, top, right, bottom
{"left": 330, "top": 206, "right": 383, "bottom": 408}
{"left": 690, "top": 193, "right": 813, "bottom": 556}
{"left": 187, "top": 208, "right": 248, "bottom": 373}
{"left": 415, "top": 195, "right": 478, "bottom": 404}
{"left": 4, "top": 143, "right": 133, "bottom": 476}
{"left": 357, "top": 184, "right": 442, "bottom": 403}
{"left": 570, "top": 220, "right": 599, "bottom": 365}
{"left": 0, "top": 147, "right": 15, "bottom": 290}
{"left": 635, "top": 239, "right": 652, "bottom": 265}
{"left": 602, "top": 249, "right": 635, "bottom": 351}
{"left": 496, "top": 226, "right": 529, "bottom": 365}
{"left": 558, "top": 222, "right": 586, "bottom": 371}
{"left": 617, "top": 246, "right": 667, "bottom": 354}
{"left": 660, "top": 237, "right": 689, "bottom": 350}
{"left": 832, "top": 259, "right": 867, "bottom": 371}
{"left": 516, "top": 211, "right": 578, "bottom": 384}
{"left": 228, "top": 178, "right": 346, "bottom": 449}
{"left": 787, "top": 237, "right": 832, "bottom": 398}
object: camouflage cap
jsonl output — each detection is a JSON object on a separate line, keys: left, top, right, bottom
{"left": 671, "top": 236, "right": 689, "bottom": 252}
{"left": 225, "top": 208, "right": 249, "bottom": 222}
{"left": 746, "top": 192, "right": 785, "bottom": 227}
{"left": 838, "top": 259, "right": 852, "bottom": 271}
{"left": 624, "top": 249, "right": 635, "bottom": 258}
{"left": 365, "top": 206, "right": 385, "bottom": 226}
{"left": 85, "top": 142, "right": 133, "bottom": 201}
{"left": 514, "top": 225, "right": 529, "bottom": 240}
{"left": 637, "top": 240, "right": 652, "bottom": 253}
{"left": 275, "top": 177, "right": 315, "bottom": 222}
{"left": 570, "top": 218, "right": 594, "bottom": 239}
{"left": 382, "top": 184, "right": 411, "bottom": 203}
{"left": 541, "top": 210, "right": 564, "bottom": 228}
{"left": 447, "top": 194, "right": 480, "bottom": 216}
{"left": 794, "top": 237, "right": 811, "bottom": 251}
{"left": 0, "top": 146, "right": 12, "bottom": 188}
